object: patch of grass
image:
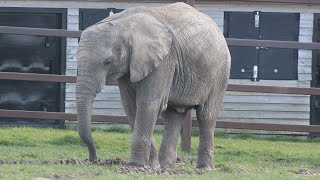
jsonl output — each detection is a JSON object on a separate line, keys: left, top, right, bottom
{"left": 0, "top": 127, "right": 319, "bottom": 179}
{"left": 49, "top": 134, "right": 85, "bottom": 146}
{"left": 99, "top": 126, "right": 132, "bottom": 133}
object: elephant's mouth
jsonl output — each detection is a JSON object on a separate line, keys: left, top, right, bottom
{"left": 108, "top": 71, "right": 117, "bottom": 76}
{"left": 107, "top": 72, "right": 120, "bottom": 80}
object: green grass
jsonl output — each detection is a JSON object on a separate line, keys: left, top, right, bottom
{"left": 0, "top": 127, "right": 319, "bottom": 179}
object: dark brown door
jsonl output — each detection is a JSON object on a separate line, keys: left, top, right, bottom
{"left": 224, "top": 11, "right": 299, "bottom": 80}
{"left": 0, "top": 9, "right": 66, "bottom": 127}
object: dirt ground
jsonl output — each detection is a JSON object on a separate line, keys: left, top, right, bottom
{"left": 0, "top": 158, "right": 202, "bottom": 176}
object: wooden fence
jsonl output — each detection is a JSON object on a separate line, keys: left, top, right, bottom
{"left": 1, "top": 25, "right": 320, "bottom": 152}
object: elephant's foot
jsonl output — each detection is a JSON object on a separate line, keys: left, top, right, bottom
{"left": 149, "top": 154, "right": 160, "bottom": 168}
{"left": 149, "top": 160, "right": 160, "bottom": 168}
{"left": 88, "top": 149, "right": 97, "bottom": 161}
{"left": 158, "top": 144, "right": 178, "bottom": 168}
{"left": 158, "top": 143, "right": 178, "bottom": 168}
{"left": 196, "top": 159, "right": 215, "bottom": 170}
{"left": 126, "top": 161, "right": 145, "bottom": 167}
{"left": 149, "top": 138, "right": 159, "bottom": 168}
{"left": 88, "top": 157, "right": 97, "bottom": 162}
{"left": 126, "top": 155, "right": 159, "bottom": 168}
{"left": 158, "top": 149, "right": 176, "bottom": 168}
{"left": 127, "top": 153, "right": 149, "bottom": 167}
{"left": 127, "top": 161, "right": 160, "bottom": 168}
{"left": 127, "top": 152, "right": 159, "bottom": 168}
{"left": 127, "top": 154, "right": 159, "bottom": 168}
{"left": 159, "top": 158, "right": 176, "bottom": 169}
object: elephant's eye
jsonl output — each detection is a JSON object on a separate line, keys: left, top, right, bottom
{"left": 103, "top": 60, "right": 112, "bottom": 66}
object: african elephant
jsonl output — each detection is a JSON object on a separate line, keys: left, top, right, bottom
{"left": 76, "top": 2, "right": 231, "bottom": 169}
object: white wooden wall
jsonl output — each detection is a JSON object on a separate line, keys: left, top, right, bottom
{"left": 0, "top": 0, "right": 318, "bottom": 126}
{"left": 196, "top": 3, "right": 314, "bottom": 125}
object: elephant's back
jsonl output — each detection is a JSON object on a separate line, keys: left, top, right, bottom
{"left": 150, "top": 3, "right": 221, "bottom": 35}
{"left": 150, "top": 3, "right": 228, "bottom": 60}
{"left": 156, "top": 3, "right": 230, "bottom": 74}
{"left": 156, "top": 3, "right": 230, "bottom": 106}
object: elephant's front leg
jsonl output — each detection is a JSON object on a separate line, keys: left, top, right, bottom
{"left": 127, "top": 62, "right": 174, "bottom": 166}
{"left": 128, "top": 100, "right": 161, "bottom": 166}
{"left": 118, "top": 78, "right": 159, "bottom": 167}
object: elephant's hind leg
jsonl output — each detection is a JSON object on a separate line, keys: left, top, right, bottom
{"left": 195, "top": 92, "right": 222, "bottom": 170}
{"left": 159, "top": 107, "right": 186, "bottom": 168}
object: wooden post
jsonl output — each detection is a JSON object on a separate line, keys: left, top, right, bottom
{"left": 181, "top": 110, "right": 192, "bottom": 153}
{"left": 184, "top": 0, "right": 195, "bottom": 6}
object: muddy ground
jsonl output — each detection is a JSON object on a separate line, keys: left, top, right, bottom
{"left": 1, "top": 158, "right": 319, "bottom": 177}
{"left": 0, "top": 158, "right": 199, "bottom": 176}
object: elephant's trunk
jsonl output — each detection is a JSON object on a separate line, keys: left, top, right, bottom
{"left": 76, "top": 74, "right": 102, "bottom": 161}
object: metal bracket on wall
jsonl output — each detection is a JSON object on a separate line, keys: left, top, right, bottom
{"left": 255, "top": 11, "right": 260, "bottom": 28}
{"left": 109, "top": 9, "right": 114, "bottom": 16}
{"left": 45, "top": 37, "right": 55, "bottom": 48}
{"left": 253, "top": 65, "right": 258, "bottom": 81}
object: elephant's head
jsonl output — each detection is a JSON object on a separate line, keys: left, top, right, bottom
{"left": 76, "top": 10, "right": 173, "bottom": 161}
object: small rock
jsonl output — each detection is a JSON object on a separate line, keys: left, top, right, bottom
{"left": 236, "top": 168, "right": 245, "bottom": 173}
{"left": 294, "top": 168, "right": 315, "bottom": 175}
{"left": 42, "top": 161, "right": 51, "bottom": 165}
{"left": 195, "top": 168, "right": 204, "bottom": 175}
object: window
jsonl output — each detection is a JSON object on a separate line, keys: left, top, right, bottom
{"left": 224, "top": 12, "right": 299, "bottom": 80}
{"left": 79, "top": 8, "right": 124, "bottom": 30}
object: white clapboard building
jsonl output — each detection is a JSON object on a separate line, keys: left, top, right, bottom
{"left": 0, "top": 0, "right": 319, "bottom": 130}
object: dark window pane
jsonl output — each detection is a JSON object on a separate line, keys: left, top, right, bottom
{"left": 79, "top": 8, "right": 124, "bottom": 30}
{"left": 259, "top": 12, "right": 299, "bottom": 80}
{"left": 0, "top": 9, "right": 65, "bottom": 126}
{"left": 224, "top": 11, "right": 299, "bottom": 80}
{"left": 224, "top": 12, "right": 259, "bottom": 79}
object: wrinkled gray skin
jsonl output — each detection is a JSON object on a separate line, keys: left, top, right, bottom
{"left": 76, "top": 3, "right": 230, "bottom": 170}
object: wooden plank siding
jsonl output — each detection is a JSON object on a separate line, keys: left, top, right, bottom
{"left": 0, "top": 1, "right": 311, "bottom": 127}
{"left": 196, "top": 5, "right": 312, "bottom": 126}
{"left": 64, "top": 4, "right": 312, "bottom": 126}
{"left": 65, "top": 8, "right": 80, "bottom": 116}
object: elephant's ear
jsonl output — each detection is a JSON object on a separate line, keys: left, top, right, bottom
{"left": 129, "top": 13, "right": 173, "bottom": 82}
